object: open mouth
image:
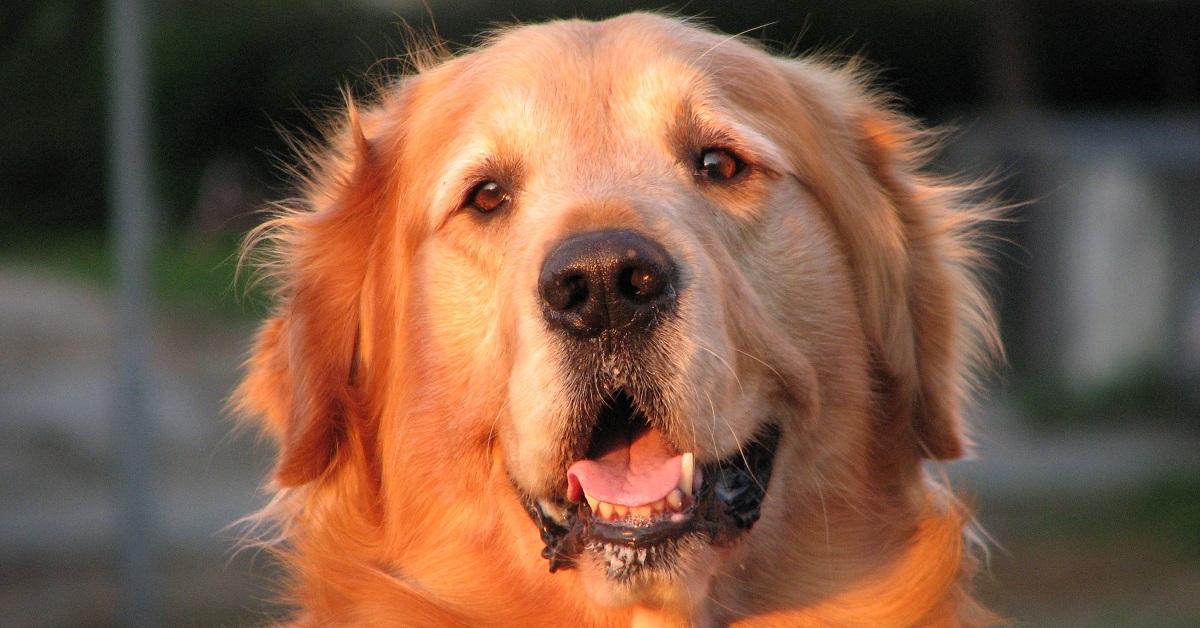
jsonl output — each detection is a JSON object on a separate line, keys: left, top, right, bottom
{"left": 522, "top": 390, "right": 780, "bottom": 579}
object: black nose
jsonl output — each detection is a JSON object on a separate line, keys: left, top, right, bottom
{"left": 539, "top": 230, "right": 677, "bottom": 339}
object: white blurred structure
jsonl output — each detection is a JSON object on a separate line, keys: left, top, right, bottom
{"left": 950, "top": 112, "right": 1200, "bottom": 395}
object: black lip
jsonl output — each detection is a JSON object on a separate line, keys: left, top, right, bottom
{"left": 589, "top": 514, "right": 692, "bottom": 546}
{"left": 522, "top": 423, "right": 781, "bottom": 574}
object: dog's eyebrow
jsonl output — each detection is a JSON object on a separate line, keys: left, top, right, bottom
{"left": 430, "top": 141, "right": 518, "bottom": 223}
{"left": 684, "top": 104, "right": 785, "bottom": 174}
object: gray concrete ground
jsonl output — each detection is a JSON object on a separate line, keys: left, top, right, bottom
{"left": 0, "top": 268, "right": 275, "bottom": 626}
{"left": 2, "top": 267, "right": 1198, "bottom": 626}
{"left": 949, "top": 401, "right": 1200, "bottom": 499}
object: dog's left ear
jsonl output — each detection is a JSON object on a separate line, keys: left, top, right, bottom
{"left": 771, "top": 60, "right": 995, "bottom": 460}
{"left": 849, "top": 106, "right": 995, "bottom": 461}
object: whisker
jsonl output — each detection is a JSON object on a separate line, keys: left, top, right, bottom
{"left": 810, "top": 461, "right": 834, "bottom": 575}
{"left": 696, "top": 343, "right": 744, "bottom": 397}
{"left": 685, "top": 386, "right": 700, "bottom": 454}
{"left": 696, "top": 22, "right": 778, "bottom": 63}
{"left": 702, "top": 389, "right": 722, "bottom": 458}
{"left": 733, "top": 347, "right": 787, "bottom": 389}
{"left": 717, "top": 413, "right": 764, "bottom": 494}
{"left": 702, "top": 587, "right": 740, "bottom": 617}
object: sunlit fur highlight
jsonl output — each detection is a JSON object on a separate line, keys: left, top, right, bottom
{"left": 236, "top": 13, "right": 1002, "bottom": 626}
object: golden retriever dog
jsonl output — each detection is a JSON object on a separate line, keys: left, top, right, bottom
{"left": 237, "top": 13, "right": 1001, "bottom": 626}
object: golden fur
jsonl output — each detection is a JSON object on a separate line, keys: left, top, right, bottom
{"left": 238, "top": 14, "right": 1001, "bottom": 626}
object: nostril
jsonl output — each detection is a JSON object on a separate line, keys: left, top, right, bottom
{"left": 545, "top": 272, "right": 589, "bottom": 311}
{"left": 621, "top": 266, "right": 667, "bottom": 301}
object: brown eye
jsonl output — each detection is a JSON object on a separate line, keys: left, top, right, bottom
{"left": 697, "top": 148, "right": 743, "bottom": 182}
{"left": 467, "top": 180, "right": 510, "bottom": 213}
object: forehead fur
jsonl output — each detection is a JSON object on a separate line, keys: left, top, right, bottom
{"left": 468, "top": 14, "right": 789, "bottom": 127}
{"left": 393, "top": 14, "right": 799, "bottom": 218}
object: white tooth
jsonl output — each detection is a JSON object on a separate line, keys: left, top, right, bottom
{"left": 585, "top": 493, "right": 598, "bottom": 512}
{"left": 598, "top": 502, "right": 614, "bottom": 520}
{"left": 680, "top": 452, "right": 694, "bottom": 496}
{"left": 666, "top": 488, "right": 683, "bottom": 510}
{"left": 613, "top": 504, "right": 629, "bottom": 518}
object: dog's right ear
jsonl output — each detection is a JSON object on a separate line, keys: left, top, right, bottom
{"left": 236, "top": 99, "right": 391, "bottom": 487}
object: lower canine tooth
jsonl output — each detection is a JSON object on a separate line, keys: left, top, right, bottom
{"left": 667, "top": 488, "right": 683, "bottom": 510}
{"left": 585, "top": 494, "right": 598, "bottom": 512}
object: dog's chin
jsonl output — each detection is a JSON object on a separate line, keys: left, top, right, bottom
{"left": 575, "top": 530, "right": 724, "bottom": 609}
{"left": 518, "top": 421, "right": 780, "bottom": 609}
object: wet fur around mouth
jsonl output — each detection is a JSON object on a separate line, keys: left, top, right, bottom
{"left": 524, "top": 423, "right": 781, "bottom": 578}
{"left": 559, "top": 343, "right": 682, "bottom": 457}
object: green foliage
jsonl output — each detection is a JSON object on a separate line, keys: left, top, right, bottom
{"left": 3, "top": 230, "right": 269, "bottom": 320}
{"left": 980, "top": 472, "right": 1200, "bottom": 626}
{"left": 1013, "top": 364, "right": 1192, "bottom": 428}
{"left": 1021, "top": 474, "right": 1200, "bottom": 557}
{"left": 0, "top": 1, "right": 107, "bottom": 238}
{"left": 150, "top": 0, "right": 406, "bottom": 226}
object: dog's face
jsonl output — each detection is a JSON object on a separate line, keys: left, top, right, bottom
{"left": 410, "top": 18, "right": 869, "bottom": 608}
{"left": 241, "top": 13, "right": 992, "bottom": 623}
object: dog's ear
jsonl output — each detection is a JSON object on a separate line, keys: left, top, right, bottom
{"left": 849, "top": 104, "right": 997, "bottom": 461}
{"left": 771, "top": 60, "right": 996, "bottom": 460}
{"left": 237, "top": 100, "right": 390, "bottom": 486}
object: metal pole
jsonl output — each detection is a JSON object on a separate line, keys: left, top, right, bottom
{"left": 106, "top": 0, "right": 158, "bottom": 625}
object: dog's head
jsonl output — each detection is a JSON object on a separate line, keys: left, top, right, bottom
{"left": 240, "top": 13, "right": 995, "bottom": 621}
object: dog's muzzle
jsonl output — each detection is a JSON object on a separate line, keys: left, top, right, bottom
{"left": 522, "top": 228, "right": 777, "bottom": 579}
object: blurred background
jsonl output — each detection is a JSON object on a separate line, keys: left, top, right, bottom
{"left": 1, "top": 0, "right": 1198, "bottom": 625}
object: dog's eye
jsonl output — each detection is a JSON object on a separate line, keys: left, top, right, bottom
{"left": 697, "top": 148, "right": 743, "bottom": 182}
{"left": 466, "top": 180, "right": 510, "bottom": 213}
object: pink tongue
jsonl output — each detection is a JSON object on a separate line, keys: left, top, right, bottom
{"left": 566, "top": 429, "right": 682, "bottom": 507}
